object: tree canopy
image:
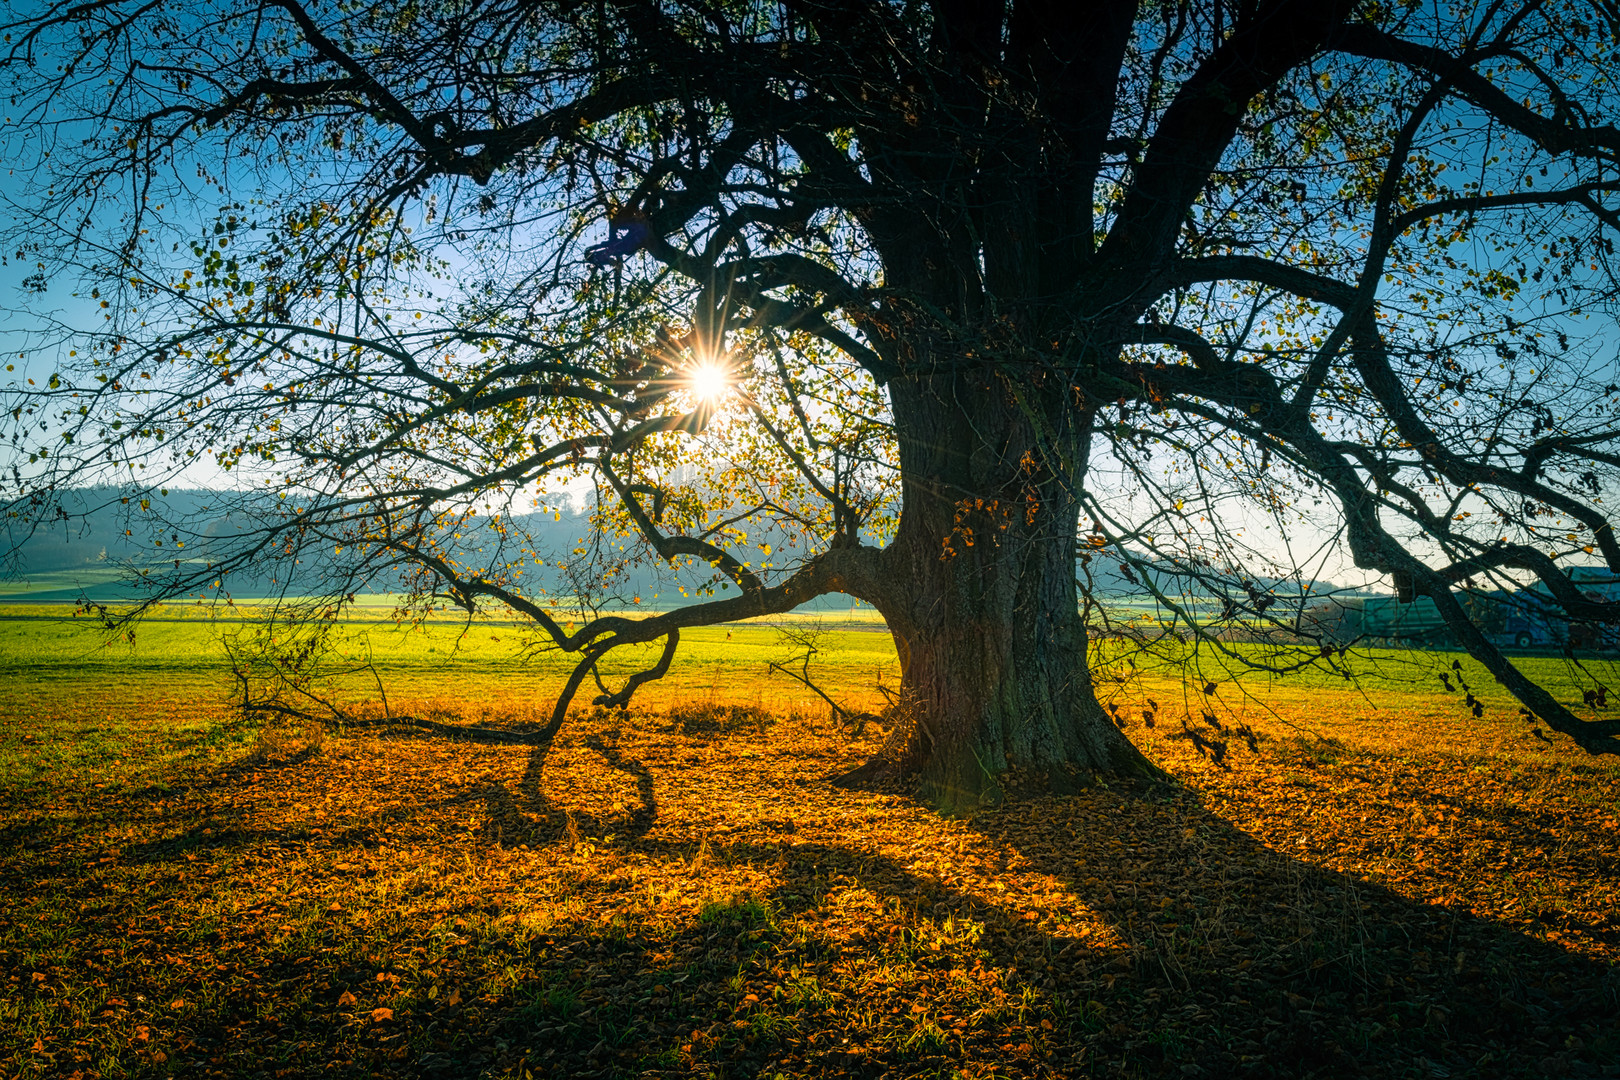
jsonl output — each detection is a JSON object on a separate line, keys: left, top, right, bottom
{"left": 6, "top": 0, "right": 1620, "bottom": 802}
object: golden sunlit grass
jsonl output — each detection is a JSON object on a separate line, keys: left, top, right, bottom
{"left": 2, "top": 615, "right": 1618, "bottom": 1078}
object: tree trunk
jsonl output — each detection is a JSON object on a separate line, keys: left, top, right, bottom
{"left": 855, "top": 366, "right": 1156, "bottom": 811}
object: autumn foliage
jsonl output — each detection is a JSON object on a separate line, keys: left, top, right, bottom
{"left": 4, "top": 665, "right": 1617, "bottom": 1079}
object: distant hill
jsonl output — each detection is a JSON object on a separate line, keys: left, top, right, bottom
{"left": 0, "top": 488, "right": 858, "bottom": 608}
{"left": 3, "top": 487, "right": 1342, "bottom": 608}
{"left": 1, "top": 488, "right": 238, "bottom": 601}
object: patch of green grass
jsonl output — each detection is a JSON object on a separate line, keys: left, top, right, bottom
{"left": 519, "top": 982, "right": 581, "bottom": 1020}
{"left": 699, "top": 895, "right": 776, "bottom": 929}
{"left": 781, "top": 972, "right": 833, "bottom": 1008}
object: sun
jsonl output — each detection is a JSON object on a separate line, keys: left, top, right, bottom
{"left": 687, "top": 360, "right": 732, "bottom": 403}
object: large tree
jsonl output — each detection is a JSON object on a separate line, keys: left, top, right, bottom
{"left": 6, "top": 0, "right": 1620, "bottom": 806}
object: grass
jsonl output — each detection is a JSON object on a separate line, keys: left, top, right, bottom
{"left": 1, "top": 607, "right": 1618, "bottom": 1078}
{"left": 0, "top": 567, "right": 131, "bottom": 597}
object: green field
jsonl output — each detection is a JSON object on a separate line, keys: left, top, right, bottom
{"left": 3, "top": 599, "right": 1613, "bottom": 792}
{"left": 0, "top": 603, "right": 903, "bottom": 796}
{"left": 5, "top": 597, "right": 1609, "bottom": 694}
{"left": 0, "top": 602, "right": 900, "bottom": 701}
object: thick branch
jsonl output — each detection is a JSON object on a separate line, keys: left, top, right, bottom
{"left": 1334, "top": 25, "right": 1620, "bottom": 162}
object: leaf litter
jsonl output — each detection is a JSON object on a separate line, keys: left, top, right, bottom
{"left": 1, "top": 696, "right": 1616, "bottom": 1079}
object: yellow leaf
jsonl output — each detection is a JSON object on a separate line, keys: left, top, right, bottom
{"left": 371, "top": 1007, "right": 394, "bottom": 1023}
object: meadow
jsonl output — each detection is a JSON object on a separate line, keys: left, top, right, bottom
{"left": 1, "top": 603, "right": 1617, "bottom": 1079}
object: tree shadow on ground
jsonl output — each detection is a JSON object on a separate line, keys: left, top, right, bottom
{"left": 956, "top": 780, "right": 1618, "bottom": 1079}
{"left": 465, "top": 733, "right": 1619, "bottom": 1079}
{"left": 478, "top": 725, "right": 660, "bottom": 847}
{"left": 9, "top": 722, "right": 1616, "bottom": 1080}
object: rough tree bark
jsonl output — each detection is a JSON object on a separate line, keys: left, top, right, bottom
{"left": 839, "top": 363, "right": 1155, "bottom": 808}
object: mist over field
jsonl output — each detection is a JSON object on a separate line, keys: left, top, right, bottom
{"left": 5, "top": 487, "right": 1358, "bottom": 612}
{"left": 0, "top": 487, "right": 874, "bottom": 608}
